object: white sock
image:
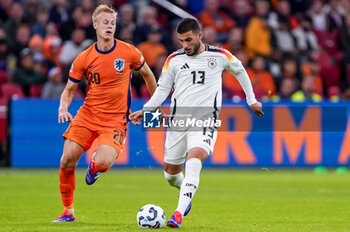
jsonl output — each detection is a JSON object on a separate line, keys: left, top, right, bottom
{"left": 164, "top": 171, "right": 184, "bottom": 190}
{"left": 176, "top": 158, "right": 202, "bottom": 215}
{"left": 67, "top": 209, "right": 74, "bottom": 215}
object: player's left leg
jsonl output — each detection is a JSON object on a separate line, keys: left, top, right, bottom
{"left": 167, "top": 129, "right": 217, "bottom": 228}
{"left": 177, "top": 148, "right": 207, "bottom": 214}
{"left": 85, "top": 127, "right": 125, "bottom": 185}
{"left": 85, "top": 144, "right": 119, "bottom": 185}
{"left": 167, "top": 147, "right": 208, "bottom": 228}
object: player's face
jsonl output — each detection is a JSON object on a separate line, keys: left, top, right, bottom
{"left": 177, "top": 30, "right": 203, "bottom": 56}
{"left": 94, "top": 12, "right": 116, "bottom": 41}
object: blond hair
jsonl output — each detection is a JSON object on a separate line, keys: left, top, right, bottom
{"left": 92, "top": 4, "right": 117, "bottom": 23}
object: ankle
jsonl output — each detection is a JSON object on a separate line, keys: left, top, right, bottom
{"left": 174, "top": 210, "right": 183, "bottom": 220}
{"left": 64, "top": 208, "right": 74, "bottom": 215}
{"left": 94, "top": 163, "right": 110, "bottom": 173}
{"left": 90, "top": 160, "right": 97, "bottom": 175}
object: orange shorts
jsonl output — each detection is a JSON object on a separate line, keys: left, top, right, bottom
{"left": 63, "top": 107, "right": 127, "bottom": 154}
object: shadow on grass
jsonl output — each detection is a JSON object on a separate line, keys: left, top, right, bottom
{"left": 49, "top": 221, "right": 138, "bottom": 230}
{"left": 4, "top": 222, "right": 130, "bottom": 229}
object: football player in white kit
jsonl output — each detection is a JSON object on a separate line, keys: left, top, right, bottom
{"left": 129, "top": 18, "right": 264, "bottom": 228}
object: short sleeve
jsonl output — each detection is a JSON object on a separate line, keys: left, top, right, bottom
{"left": 68, "top": 53, "right": 85, "bottom": 83}
{"left": 131, "top": 46, "right": 145, "bottom": 70}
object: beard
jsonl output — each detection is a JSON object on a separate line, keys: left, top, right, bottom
{"left": 187, "top": 41, "right": 201, "bottom": 56}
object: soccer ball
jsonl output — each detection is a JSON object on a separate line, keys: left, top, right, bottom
{"left": 136, "top": 204, "right": 166, "bottom": 229}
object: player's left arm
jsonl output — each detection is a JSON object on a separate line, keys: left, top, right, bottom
{"left": 249, "top": 102, "right": 264, "bottom": 117}
{"left": 138, "top": 62, "right": 157, "bottom": 95}
{"left": 224, "top": 51, "right": 264, "bottom": 117}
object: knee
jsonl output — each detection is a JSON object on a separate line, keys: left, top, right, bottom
{"left": 94, "top": 153, "right": 114, "bottom": 168}
{"left": 60, "top": 140, "right": 84, "bottom": 168}
{"left": 60, "top": 154, "right": 78, "bottom": 168}
{"left": 94, "top": 146, "right": 118, "bottom": 168}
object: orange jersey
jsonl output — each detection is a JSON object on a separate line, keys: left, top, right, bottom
{"left": 69, "top": 39, "right": 144, "bottom": 123}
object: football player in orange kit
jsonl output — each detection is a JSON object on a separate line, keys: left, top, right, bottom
{"left": 52, "top": 5, "right": 157, "bottom": 222}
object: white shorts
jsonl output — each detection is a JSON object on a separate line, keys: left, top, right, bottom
{"left": 164, "top": 128, "right": 218, "bottom": 165}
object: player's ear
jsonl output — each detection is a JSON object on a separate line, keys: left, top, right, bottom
{"left": 198, "top": 31, "right": 203, "bottom": 40}
{"left": 93, "top": 21, "right": 97, "bottom": 30}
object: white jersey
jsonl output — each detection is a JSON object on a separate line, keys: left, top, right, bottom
{"left": 143, "top": 45, "right": 257, "bottom": 112}
{"left": 143, "top": 45, "right": 257, "bottom": 150}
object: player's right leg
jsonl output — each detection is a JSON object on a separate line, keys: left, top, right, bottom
{"left": 163, "top": 134, "right": 187, "bottom": 189}
{"left": 52, "top": 139, "right": 85, "bottom": 222}
{"left": 164, "top": 154, "right": 184, "bottom": 190}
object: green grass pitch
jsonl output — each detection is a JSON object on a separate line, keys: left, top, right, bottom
{"left": 0, "top": 168, "right": 349, "bottom": 231}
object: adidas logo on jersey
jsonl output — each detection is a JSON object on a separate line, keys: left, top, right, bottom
{"left": 203, "top": 139, "right": 211, "bottom": 145}
{"left": 183, "top": 192, "right": 192, "bottom": 199}
{"left": 180, "top": 63, "right": 190, "bottom": 69}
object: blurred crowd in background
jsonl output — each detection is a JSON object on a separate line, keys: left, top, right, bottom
{"left": 0, "top": 0, "right": 350, "bottom": 102}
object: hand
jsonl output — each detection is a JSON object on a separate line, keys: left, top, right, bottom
{"left": 129, "top": 110, "right": 143, "bottom": 125}
{"left": 249, "top": 102, "right": 264, "bottom": 117}
{"left": 58, "top": 109, "right": 73, "bottom": 123}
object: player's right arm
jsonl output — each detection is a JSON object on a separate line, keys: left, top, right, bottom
{"left": 58, "top": 80, "right": 79, "bottom": 123}
{"left": 129, "top": 74, "right": 173, "bottom": 125}
{"left": 129, "top": 55, "right": 176, "bottom": 125}
{"left": 58, "top": 52, "right": 85, "bottom": 123}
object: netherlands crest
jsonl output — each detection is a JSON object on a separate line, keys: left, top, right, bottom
{"left": 114, "top": 59, "right": 125, "bottom": 73}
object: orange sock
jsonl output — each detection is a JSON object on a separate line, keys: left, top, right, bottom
{"left": 94, "top": 163, "right": 110, "bottom": 173}
{"left": 59, "top": 167, "right": 75, "bottom": 210}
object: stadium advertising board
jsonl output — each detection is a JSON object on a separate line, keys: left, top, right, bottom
{"left": 10, "top": 99, "right": 350, "bottom": 167}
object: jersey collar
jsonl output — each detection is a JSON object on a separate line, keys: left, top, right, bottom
{"left": 95, "top": 39, "right": 116, "bottom": 54}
